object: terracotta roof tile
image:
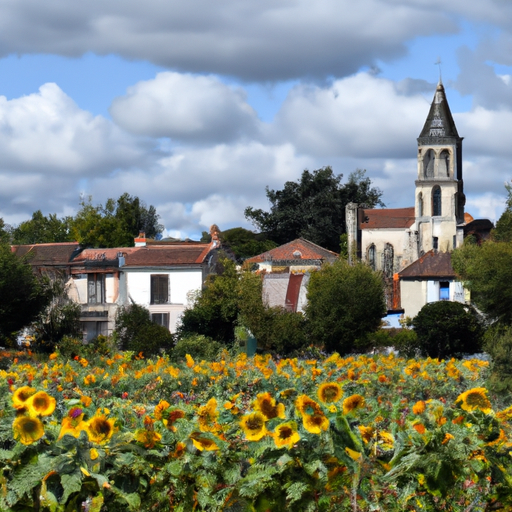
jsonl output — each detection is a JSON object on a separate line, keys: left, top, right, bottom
{"left": 11, "top": 243, "right": 80, "bottom": 265}
{"left": 360, "top": 207, "right": 415, "bottom": 230}
{"left": 399, "top": 250, "right": 455, "bottom": 279}
{"left": 123, "top": 244, "right": 213, "bottom": 266}
{"left": 246, "top": 238, "right": 338, "bottom": 263}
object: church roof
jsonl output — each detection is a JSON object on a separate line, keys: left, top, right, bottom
{"left": 360, "top": 207, "right": 415, "bottom": 229}
{"left": 398, "top": 250, "right": 455, "bottom": 279}
{"left": 418, "top": 82, "right": 461, "bottom": 143}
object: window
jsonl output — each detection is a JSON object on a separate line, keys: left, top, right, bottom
{"left": 424, "top": 149, "right": 435, "bottom": 178}
{"left": 418, "top": 192, "right": 423, "bottom": 217}
{"left": 383, "top": 243, "right": 394, "bottom": 279}
{"left": 151, "top": 313, "right": 169, "bottom": 329}
{"left": 433, "top": 237, "right": 439, "bottom": 251}
{"left": 440, "top": 150, "right": 450, "bottom": 177}
{"left": 88, "top": 274, "right": 105, "bottom": 304}
{"left": 432, "top": 186, "right": 441, "bottom": 216}
{"left": 439, "top": 282, "right": 449, "bottom": 301}
{"left": 367, "top": 244, "right": 376, "bottom": 270}
{"left": 151, "top": 274, "right": 169, "bottom": 304}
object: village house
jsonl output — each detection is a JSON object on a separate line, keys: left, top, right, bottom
{"left": 11, "top": 226, "right": 223, "bottom": 341}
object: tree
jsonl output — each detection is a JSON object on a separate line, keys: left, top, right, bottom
{"left": 71, "top": 193, "right": 163, "bottom": 248}
{"left": 11, "top": 210, "right": 73, "bottom": 245}
{"left": 0, "top": 243, "right": 53, "bottom": 344}
{"left": 245, "top": 167, "right": 384, "bottom": 252}
{"left": 0, "top": 218, "right": 10, "bottom": 244}
{"left": 411, "top": 301, "right": 483, "bottom": 359}
{"left": 305, "top": 258, "right": 386, "bottom": 354}
{"left": 219, "top": 227, "right": 277, "bottom": 261}
{"left": 115, "top": 303, "right": 173, "bottom": 356}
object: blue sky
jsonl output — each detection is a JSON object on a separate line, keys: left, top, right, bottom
{"left": 1, "top": 1, "right": 512, "bottom": 239}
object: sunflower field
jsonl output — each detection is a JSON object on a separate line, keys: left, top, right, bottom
{"left": 1, "top": 347, "right": 512, "bottom": 511}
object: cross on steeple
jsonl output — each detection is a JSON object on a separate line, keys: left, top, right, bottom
{"left": 435, "top": 57, "right": 442, "bottom": 84}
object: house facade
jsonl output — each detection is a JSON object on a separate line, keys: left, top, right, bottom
{"left": 12, "top": 227, "right": 223, "bottom": 341}
{"left": 346, "top": 81, "right": 492, "bottom": 318}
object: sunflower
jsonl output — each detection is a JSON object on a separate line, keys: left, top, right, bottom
{"left": 456, "top": 387, "right": 492, "bottom": 414}
{"left": 135, "top": 429, "right": 162, "bottom": 449}
{"left": 240, "top": 412, "right": 267, "bottom": 441}
{"left": 358, "top": 425, "right": 374, "bottom": 443}
{"left": 253, "top": 392, "right": 285, "bottom": 420}
{"left": 13, "top": 415, "right": 45, "bottom": 445}
{"left": 295, "top": 395, "right": 323, "bottom": 416}
{"left": 86, "top": 412, "right": 117, "bottom": 444}
{"left": 163, "top": 408, "right": 186, "bottom": 432}
{"left": 190, "top": 432, "right": 219, "bottom": 451}
{"left": 12, "top": 386, "right": 36, "bottom": 409}
{"left": 342, "top": 394, "right": 365, "bottom": 415}
{"left": 317, "top": 382, "right": 343, "bottom": 404}
{"left": 153, "top": 400, "right": 170, "bottom": 420}
{"left": 272, "top": 421, "right": 300, "bottom": 449}
{"left": 197, "top": 398, "right": 219, "bottom": 433}
{"left": 26, "top": 391, "right": 56, "bottom": 417}
{"left": 302, "top": 413, "right": 329, "bottom": 434}
{"left": 58, "top": 408, "right": 88, "bottom": 439}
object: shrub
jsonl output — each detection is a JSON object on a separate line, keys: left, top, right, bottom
{"left": 485, "top": 325, "right": 512, "bottom": 394}
{"left": 170, "top": 334, "right": 224, "bottom": 362}
{"left": 412, "top": 301, "right": 483, "bottom": 359}
{"left": 115, "top": 304, "right": 173, "bottom": 356}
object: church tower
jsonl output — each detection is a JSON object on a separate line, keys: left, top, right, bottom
{"left": 415, "top": 81, "right": 465, "bottom": 254}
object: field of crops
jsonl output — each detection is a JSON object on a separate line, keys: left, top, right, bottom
{"left": 0, "top": 348, "right": 511, "bottom": 511}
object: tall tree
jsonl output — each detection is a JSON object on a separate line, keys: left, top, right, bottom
{"left": 305, "top": 258, "right": 386, "bottom": 354}
{"left": 0, "top": 243, "right": 53, "bottom": 344}
{"left": 71, "top": 193, "right": 163, "bottom": 248}
{"left": 244, "top": 167, "right": 384, "bottom": 252}
{"left": 11, "top": 210, "right": 73, "bottom": 245}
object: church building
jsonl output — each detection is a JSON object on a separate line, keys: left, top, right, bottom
{"left": 346, "top": 81, "right": 492, "bottom": 320}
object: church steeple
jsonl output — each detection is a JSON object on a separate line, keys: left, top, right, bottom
{"left": 415, "top": 81, "right": 465, "bottom": 254}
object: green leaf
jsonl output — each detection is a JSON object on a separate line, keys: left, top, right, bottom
{"left": 60, "top": 472, "right": 83, "bottom": 504}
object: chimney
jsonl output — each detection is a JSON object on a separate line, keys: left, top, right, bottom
{"left": 134, "top": 231, "right": 146, "bottom": 247}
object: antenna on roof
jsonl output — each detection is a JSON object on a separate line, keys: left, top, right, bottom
{"left": 435, "top": 57, "right": 442, "bottom": 84}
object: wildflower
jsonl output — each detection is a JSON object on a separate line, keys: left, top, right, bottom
{"left": 83, "top": 374, "right": 96, "bottom": 385}
{"left": 197, "top": 398, "right": 219, "bottom": 433}
{"left": 26, "top": 391, "right": 56, "bottom": 417}
{"left": 190, "top": 432, "right": 219, "bottom": 451}
{"left": 90, "top": 448, "right": 99, "bottom": 460}
{"left": 442, "top": 433, "right": 455, "bottom": 445}
{"left": 317, "top": 382, "right": 343, "bottom": 404}
{"left": 185, "top": 354, "right": 195, "bottom": 368}
{"left": 377, "top": 431, "right": 395, "bottom": 450}
{"left": 12, "top": 386, "right": 36, "bottom": 409}
{"left": 302, "top": 413, "right": 329, "bottom": 434}
{"left": 456, "top": 387, "right": 492, "bottom": 414}
{"left": 49, "top": 353, "right": 58, "bottom": 360}
{"left": 59, "top": 407, "right": 88, "bottom": 439}
{"left": 358, "top": 425, "right": 374, "bottom": 443}
{"left": 13, "top": 415, "right": 45, "bottom": 445}
{"left": 253, "top": 392, "right": 285, "bottom": 420}
{"left": 345, "top": 447, "right": 362, "bottom": 461}
{"left": 295, "top": 395, "right": 323, "bottom": 416}
{"left": 343, "top": 394, "right": 365, "bottom": 415}
{"left": 413, "top": 423, "right": 426, "bottom": 435}
{"left": 135, "top": 417, "right": 162, "bottom": 449}
{"left": 163, "top": 408, "right": 186, "bottom": 432}
{"left": 81, "top": 395, "right": 93, "bottom": 407}
{"left": 240, "top": 412, "right": 267, "bottom": 441}
{"left": 412, "top": 400, "right": 426, "bottom": 415}
{"left": 86, "top": 410, "right": 117, "bottom": 444}
{"left": 272, "top": 421, "right": 300, "bottom": 449}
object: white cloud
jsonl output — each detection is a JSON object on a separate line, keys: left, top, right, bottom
{"left": 110, "top": 72, "right": 260, "bottom": 143}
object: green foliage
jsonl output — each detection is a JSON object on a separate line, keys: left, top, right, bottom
{"left": 0, "top": 243, "right": 53, "bottom": 344}
{"left": 0, "top": 217, "right": 12, "bottom": 244}
{"left": 177, "top": 258, "right": 240, "bottom": 344}
{"left": 305, "top": 259, "right": 387, "bottom": 354}
{"left": 219, "top": 227, "right": 277, "bottom": 261}
{"left": 57, "top": 334, "right": 118, "bottom": 360}
{"left": 484, "top": 325, "right": 512, "bottom": 394}
{"left": 170, "top": 334, "right": 224, "bottom": 363}
{"left": 115, "top": 303, "right": 173, "bottom": 356}
{"left": 244, "top": 167, "right": 384, "bottom": 252}
{"left": 11, "top": 210, "right": 73, "bottom": 244}
{"left": 452, "top": 238, "right": 512, "bottom": 325}
{"left": 70, "top": 193, "right": 163, "bottom": 248}
{"left": 412, "top": 301, "right": 483, "bottom": 359}
{"left": 31, "top": 277, "right": 82, "bottom": 353}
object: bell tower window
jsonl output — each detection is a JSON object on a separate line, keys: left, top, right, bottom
{"left": 417, "top": 192, "right": 423, "bottom": 217}
{"left": 432, "top": 186, "right": 441, "bottom": 216}
{"left": 440, "top": 150, "right": 450, "bottom": 177}
{"left": 424, "top": 149, "right": 435, "bottom": 178}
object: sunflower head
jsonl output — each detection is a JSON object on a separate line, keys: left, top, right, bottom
{"left": 153, "top": 400, "right": 170, "bottom": 420}
{"left": 317, "top": 383, "right": 343, "bottom": 404}
{"left": 456, "top": 387, "right": 492, "bottom": 414}
{"left": 197, "top": 398, "right": 219, "bottom": 433}
{"left": 302, "top": 413, "right": 330, "bottom": 434}
{"left": 253, "top": 392, "right": 285, "bottom": 420}
{"left": 272, "top": 421, "right": 300, "bottom": 449}
{"left": 240, "top": 412, "right": 267, "bottom": 441}
{"left": 295, "top": 395, "right": 323, "bottom": 416}
{"left": 13, "top": 415, "right": 45, "bottom": 445}
{"left": 26, "top": 391, "right": 56, "bottom": 417}
{"left": 86, "top": 413, "right": 117, "bottom": 444}
{"left": 135, "top": 429, "right": 162, "bottom": 449}
{"left": 342, "top": 394, "right": 365, "bottom": 415}
{"left": 190, "top": 432, "right": 219, "bottom": 451}
{"left": 12, "top": 386, "right": 36, "bottom": 409}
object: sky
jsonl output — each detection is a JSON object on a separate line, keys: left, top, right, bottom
{"left": 1, "top": 0, "right": 512, "bottom": 240}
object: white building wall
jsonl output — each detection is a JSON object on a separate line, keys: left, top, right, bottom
{"left": 105, "top": 274, "right": 116, "bottom": 303}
